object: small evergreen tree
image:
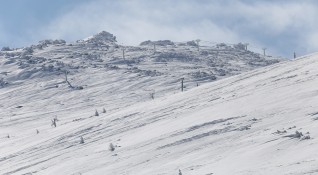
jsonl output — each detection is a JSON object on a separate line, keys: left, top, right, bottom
{"left": 80, "top": 136, "right": 84, "bottom": 144}
{"left": 95, "top": 110, "right": 99, "bottom": 116}
{"left": 150, "top": 92, "right": 155, "bottom": 100}
{"left": 102, "top": 108, "right": 106, "bottom": 113}
{"left": 109, "top": 143, "right": 115, "bottom": 151}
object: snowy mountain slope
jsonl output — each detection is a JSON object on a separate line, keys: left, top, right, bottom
{"left": 3, "top": 32, "right": 318, "bottom": 175}
{"left": 0, "top": 31, "right": 284, "bottom": 122}
{"left": 2, "top": 52, "right": 317, "bottom": 175}
{"left": 0, "top": 31, "right": 282, "bottom": 95}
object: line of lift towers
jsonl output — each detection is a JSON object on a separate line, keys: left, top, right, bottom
{"left": 120, "top": 40, "right": 296, "bottom": 93}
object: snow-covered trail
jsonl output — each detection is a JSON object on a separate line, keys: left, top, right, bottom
{"left": 1, "top": 51, "right": 318, "bottom": 175}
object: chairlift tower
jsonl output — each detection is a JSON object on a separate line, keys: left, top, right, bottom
{"left": 262, "top": 48, "right": 267, "bottom": 56}
{"left": 244, "top": 43, "right": 249, "bottom": 51}
{"left": 195, "top": 39, "right": 201, "bottom": 51}
{"left": 122, "top": 47, "right": 125, "bottom": 60}
{"left": 181, "top": 78, "right": 184, "bottom": 92}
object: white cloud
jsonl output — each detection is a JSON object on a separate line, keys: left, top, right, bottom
{"left": 306, "top": 32, "right": 318, "bottom": 54}
{"left": 230, "top": 2, "right": 317, "bottom": 33}
{"left": 39, "top": 1, "right": 243, "bottom": 45}
{"left": 0, "top": 24, "right": 8, "bottom": 46}
{"left": 34, "top": 0, "right": 318, "bottom": 57}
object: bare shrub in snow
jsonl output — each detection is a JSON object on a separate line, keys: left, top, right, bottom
{"left": 52, "top": 39, "right": 66, "bottom": 45}
{"left": 139, "top": 40, "right": 153, "bottom": 46}
{"left": 285, "top": 131, "right": 311, "bottom": 140}
{"left": 233, "top": 43, "right": 246, "bottom": 50}
{"left": 288, "top": 126, "right": 296, "bottom": 130}
{"left": 64, "top": 70, "right": 73, "bottom": 88}
{"left": 63, "top": 70, "right": 84, "bottom": 90}
{"left": 190, "top": 71, "right": 217, "bottom": 81}
{"left": 186, "top": 40, "right": 198, "bottom": 46}
{"left": 74, "top": 86, "right": 84, "bottom": 90}
{"left": 51, "top": 117, "right": 58, "bottom": 127}
{"left": 284, "top": 131, "right": 303, "bottom": 139}
{"left": 294, "top": 131, "right": 303, "bottom": 138}
{"left": 22, "top": 47, "right": 33, "bottom": 55}
{"left": 301, "top": 135, "right": 311, "bottom": 140}
{"left": 1, "top": 46, "right": 11, "bottom": 51}
{"left": 274, "top": 129, "right": 287, "bottom": 134}
{"left": 0, "top": 78, "right": 9, "bottom": 87}
{"left": 236, "top": 125, "right": 251, "bottom": 131}
{"left": 39, "top": 39, "right": 66, "bottom": 46}
{"left": 140, "top": 40, "right": 175, "bottom": 46}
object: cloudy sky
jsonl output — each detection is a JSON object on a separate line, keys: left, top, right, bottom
{"left": 0, "top": 0, "right": 317, "bottom": 58}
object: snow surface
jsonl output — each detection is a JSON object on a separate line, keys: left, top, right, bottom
{"left": 2, "top": 32, "right": 317, "bottom": 175}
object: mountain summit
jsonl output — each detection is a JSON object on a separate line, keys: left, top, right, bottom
{"left": 81, "top": 31, "right": 117, "bottom": 44}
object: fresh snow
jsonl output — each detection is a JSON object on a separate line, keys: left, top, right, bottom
{"left": 1, "top": 31, "right": 317, "bottom": 175}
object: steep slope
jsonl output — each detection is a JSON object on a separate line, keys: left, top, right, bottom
{"left": 4, "top": 32, "right": 318, "bottom": 175}
{"left": 1, "top": 52, "right": 318, "bottom": 174}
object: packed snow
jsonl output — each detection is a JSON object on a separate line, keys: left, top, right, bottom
{"left": 2, "top": 31, "right": 317, "bottom": 175}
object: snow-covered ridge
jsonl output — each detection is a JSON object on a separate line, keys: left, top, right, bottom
{"left": 0, "top": 31, "right": 284, "bottom": 92}
{"left": 3, "top": 31, "right": 311, "bottom": 175}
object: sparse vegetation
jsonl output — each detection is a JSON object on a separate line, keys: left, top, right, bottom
{"left": 64, "top": 70, "right": 84, "bottom": 90}
{"left": 150, "top": 92, "right": 155, "bottom": 100}
{"left": 274, "top": 129, "right": 287, "bottom": 134}
{"left": 64, "top": 70, "right": 73, "bottom": 88}
{"left": 0, "top": 78, "right": 9, "bottom": 88}
{"left": 51, "top": 117, "right": 59, "bottom": 127}
{"left": 80, "top": 136, "right": 85, "bottom": 144}
{"left": 283, "top": 130, "right": 311, "bottom": 140}
{"left": 1, "top": 46, "right": 11, "bottom": 51}
{"left": 109, "top": 143, "right": 115, "bottom": 152}
{"left": 0, "top": 30, "right": 293, "bottom": 174}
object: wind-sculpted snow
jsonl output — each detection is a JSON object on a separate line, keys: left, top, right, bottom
{"left": 0, "top": 31, "right": 282, "bottom": 90}
{"left": 4, "top": 31, "right": 318, "bottom": 175}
